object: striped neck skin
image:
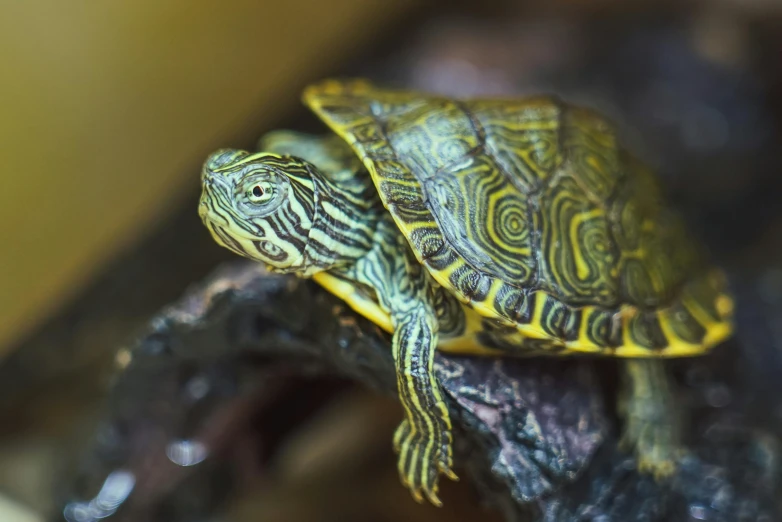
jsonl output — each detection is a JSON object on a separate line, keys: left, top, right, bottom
{"left": 199, "top": 149, "right": 380, "bottom": 277}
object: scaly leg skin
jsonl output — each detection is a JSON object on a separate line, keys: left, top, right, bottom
{"left": 390, "top": 307, "right": 458, "bottom": 506}
{"left": 618, "top": 359, "right": 682, "bottom": 478}
{"left": 343, "top": 218, "right": 458, "bottom": 505}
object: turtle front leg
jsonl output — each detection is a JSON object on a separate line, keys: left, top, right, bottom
{"left": 345, "top": 218, "right": 458, "bottom": 505}
{"left": 618, "top": 359, "right": 682, "bottom": 478}
{"left": 390, "top": 306, "right": 457, "bottom": 506}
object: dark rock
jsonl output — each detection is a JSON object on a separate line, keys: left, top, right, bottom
{"left": 52, "top": 261, "right": 782, "bottom": 521}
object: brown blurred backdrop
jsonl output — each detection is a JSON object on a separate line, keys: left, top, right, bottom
{"left": 0, "top": 0, "right": 419, "bottom": 357}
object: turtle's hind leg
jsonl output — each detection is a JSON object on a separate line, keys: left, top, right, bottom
{"left": 618, "top": 359, "right": 683, "bottom": 478}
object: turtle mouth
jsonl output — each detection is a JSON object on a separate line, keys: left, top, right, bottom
{"left": 198, "top": 197, "right": 231, "bottom": 229}
{"left": 200, "top": 200, "right": 268, "bottom": 250}
{"left": 197, "top": 197, "right": 211, "bottom": 221}
{"left": 199, "top": 184, "right": 238, "bottom": 230}
{"left": 204, "top": 219, "right": 254, "bottom": 260}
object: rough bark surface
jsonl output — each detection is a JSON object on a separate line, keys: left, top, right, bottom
{"left": 54, "top": 261, "right": 781, "bottom": 522}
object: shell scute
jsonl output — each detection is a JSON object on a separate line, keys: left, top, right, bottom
{"left": 466, "top": 97, "right": 564, "bottom": 192}
{"left": 562, "top": 106, "right": 624, "bottom": 202}
{"left": 424, "top": 153, "right": 535, "bottom": 284}
{"left": 536, "top": 173, "right": 619, "bottom": 307}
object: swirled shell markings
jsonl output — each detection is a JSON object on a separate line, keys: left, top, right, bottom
{"left": 303, "top": 80, "right": 733, "bottom": 356}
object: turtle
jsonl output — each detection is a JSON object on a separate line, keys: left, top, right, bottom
{"left": 197, "top": 79, "right": 734, "bottom": 506}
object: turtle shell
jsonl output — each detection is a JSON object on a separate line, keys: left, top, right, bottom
{"left": 303, "top": 79, "right": 733, "bottom": 357}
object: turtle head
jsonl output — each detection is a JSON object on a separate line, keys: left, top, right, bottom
{"left": 199, "top": 149, "right": 318, "bottom": 274}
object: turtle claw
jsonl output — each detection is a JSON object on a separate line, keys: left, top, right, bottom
{"left": 639, "top": 453, "right": 677, "bottom": 480}
{"left": 441, "top": 467, "right": 459, "bottom": 482}
{"left": 423, "top": 488, "right": 442, "bottom": 507}
{"left": 393, "top": 418, "right": 456, "bottom": 507}
{"left": 620, "top": 428, "right": 680, "bottom": 479}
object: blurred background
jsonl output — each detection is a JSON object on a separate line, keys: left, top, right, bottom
{"left": 1, "top": 0, "right": 781, "bottom": 521}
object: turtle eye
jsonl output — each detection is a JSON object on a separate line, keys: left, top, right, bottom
{"left": 238, "top": 171, "right": 289, "bottom": 217}
{"left": 246, "top": 181, "right": 275, "bottom": 204}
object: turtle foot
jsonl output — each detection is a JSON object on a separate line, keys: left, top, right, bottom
{"left": 619, "top": 397, "right": 682, "bottom": 480}
{"left": 393, "top": 418, "right": 458, "bottom": 506}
